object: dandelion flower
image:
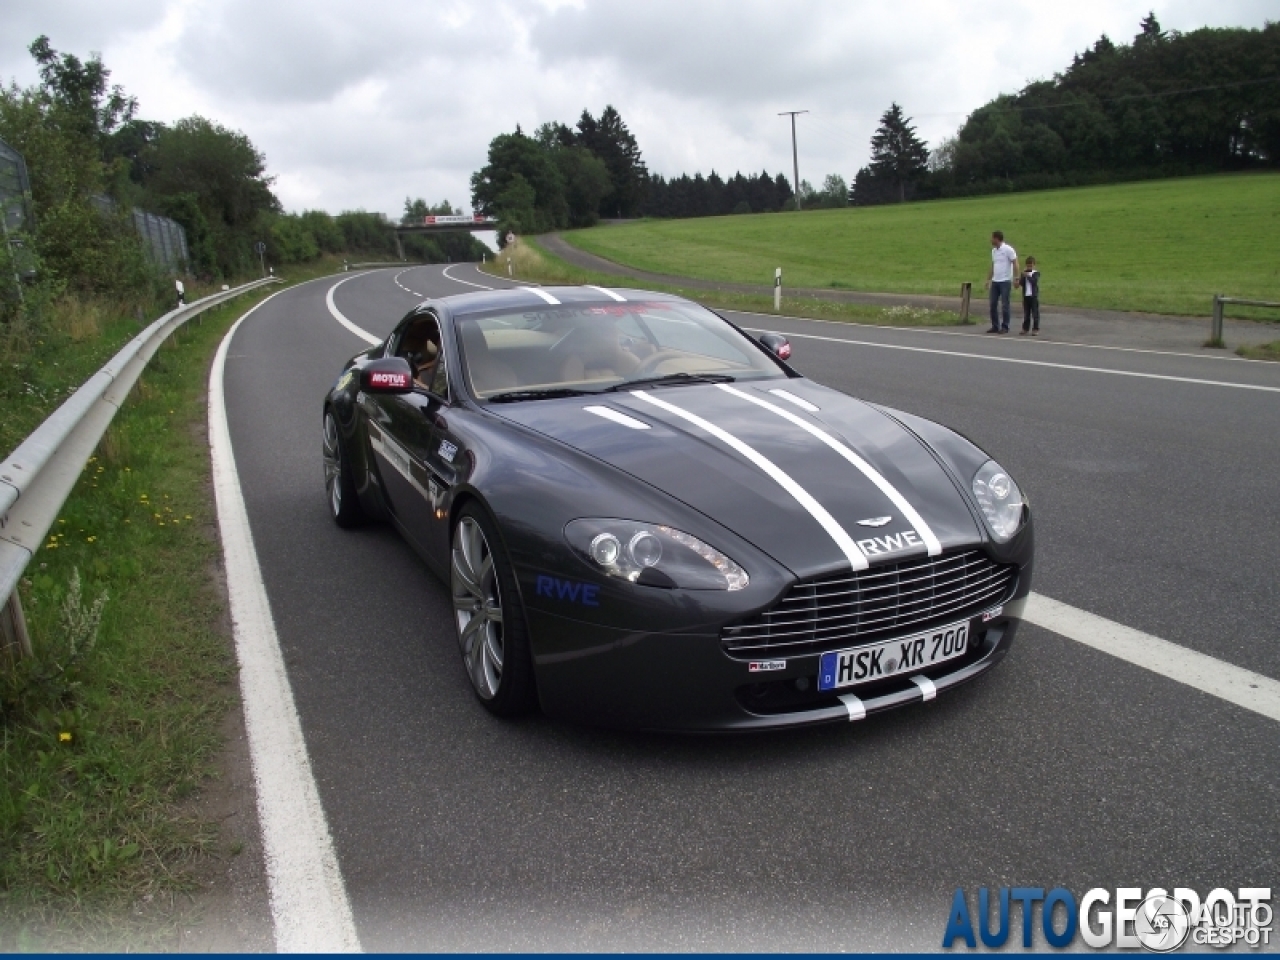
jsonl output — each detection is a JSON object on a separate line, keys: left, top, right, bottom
{"left": 59, "top": 732, "right": 72, "bottom": 743}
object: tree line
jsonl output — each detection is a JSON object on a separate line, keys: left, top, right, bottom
{"left": 854, "top": 15, "right": 1280, "bottom": 205}
{"left": 0, "top": 36, "right": 482, "bottom": 314}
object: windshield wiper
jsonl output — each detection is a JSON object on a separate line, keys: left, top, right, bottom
{"left": 487, "top": 387, "right": 600, "bottom": 403}
{"left": 605, "top": 372, "right": 736, "bottom": 392}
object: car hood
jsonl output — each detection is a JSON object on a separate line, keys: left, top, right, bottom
{"left": 489, "top": 380, "right": 985, "bottom": 579}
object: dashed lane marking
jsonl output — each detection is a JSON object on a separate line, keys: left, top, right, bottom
{"left": 442, "top": 263, "right": 493, "bottom": 289}
{"left": 210, "top": 290, "right": 361, "bottom": 951}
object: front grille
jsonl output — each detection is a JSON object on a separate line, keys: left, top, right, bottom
{"left": 722, "top": 550, "right": 1016, "bottom": 657}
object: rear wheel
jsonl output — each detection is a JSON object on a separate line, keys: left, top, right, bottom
{"left": 322, "top": 410, "right": 364, "bottom": 528}
{"left": 450, "top": 504, "right": 536, "bottom": 716}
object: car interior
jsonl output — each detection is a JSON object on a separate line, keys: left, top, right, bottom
{"left": 457, "top": 305, "right": 771, "bottom": 399}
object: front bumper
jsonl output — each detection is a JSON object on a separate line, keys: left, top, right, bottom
{"left": 527, "top": 590, "right": 1028, "bottom": 732}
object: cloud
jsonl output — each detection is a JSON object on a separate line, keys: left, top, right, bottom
{"left": 2, "top": 0, "right": 1276, "bottom": 217}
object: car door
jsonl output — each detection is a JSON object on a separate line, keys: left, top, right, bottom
{"left": 366, "top": 312, "right": 448, "bottom": 566}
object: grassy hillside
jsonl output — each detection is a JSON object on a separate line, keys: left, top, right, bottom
{"left": 564, "top": 173, "right": 1280, "bottom": 316}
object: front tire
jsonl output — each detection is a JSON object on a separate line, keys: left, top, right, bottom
{"left": 450, "top": 504, "right": 536, "bottom": 716}
{"left": 322, "top": 409, "right": 364, "bottom": 528}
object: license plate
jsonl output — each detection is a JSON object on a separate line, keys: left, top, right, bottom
{"left": 818, "top": 620, "right": 970, "bottom": 691}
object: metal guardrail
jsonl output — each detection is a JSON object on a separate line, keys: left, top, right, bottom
{"left": 0, "top": 277, "right": 280, "bottom": 658}
{"left": 1211, "top": 295, "right": 1280, "bottom": 345}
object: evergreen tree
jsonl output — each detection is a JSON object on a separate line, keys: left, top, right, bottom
{"left": 576, "top": 106, "right": 647, "bottom": 217}
{"left": 868, "top": 103, "right": 930, "bottom": 203}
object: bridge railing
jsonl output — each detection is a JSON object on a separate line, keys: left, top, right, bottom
{"left": 0, "top": 277, "right": 280, "bottom": 661}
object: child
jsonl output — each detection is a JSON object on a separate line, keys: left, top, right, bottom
{"left": 1019, "top": 257, "right": 1041, "bottom": 335}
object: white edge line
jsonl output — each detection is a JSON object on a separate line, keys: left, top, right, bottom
{"left": 524, "top": 285, "right": 561, "bottom": 304}
{"left": 210, "top": 291, "right": 361, "bottom": 951}
{"left": 730, "top": 306, "right": 1275, "bottom": 365}
{"left": 326, "top": 275, "right": 381, "bottom": 345}
{"left": 583, "top": 405, "right": 651, "bottom": 429}
{"left": 717, "top": 384, "right": 944, "bottom": 557}
{"left": 743, "top": 328, "right": 1280, "bottom": 394}
{"left": 585, "top": 284, "right": 627, "bottom": 302}
{"left": 1025, "top": 592, "right": 1280, "bottom": 724}
{"left": 631, "top": 390, "right": 868, "bottom": 571}
{"left": 442, "top": 263, "right": 493, "bottom": 290}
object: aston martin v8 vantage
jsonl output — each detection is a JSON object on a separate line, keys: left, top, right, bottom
{"left": 321, "top": 285, "right": 1033, "bottom": 730}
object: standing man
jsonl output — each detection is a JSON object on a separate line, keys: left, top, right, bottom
{"left": 984, "top": 230, "right": 1018, "bottom": 334}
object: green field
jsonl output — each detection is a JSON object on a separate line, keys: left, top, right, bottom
{"left": 564, "top": 173, "right": 1280, "bottom": 317}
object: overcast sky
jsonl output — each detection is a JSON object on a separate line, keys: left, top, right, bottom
{"left": 2, "top": 1, "right": 1274, "bottom": 217}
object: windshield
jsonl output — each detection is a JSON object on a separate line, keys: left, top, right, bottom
{"left": 455, "top": 300, "right": 786, "bottom": 400}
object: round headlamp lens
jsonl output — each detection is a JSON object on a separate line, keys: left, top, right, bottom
{"left": 988, "top": 472, "right": 1011, "bottom": 500}
{"left": 628, "top": 531, "right": 663, "bottom": 567}
{"left": 590, "top": 533, "right": 621, "bottom": 566}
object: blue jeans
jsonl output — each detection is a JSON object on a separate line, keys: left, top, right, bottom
{"left": 989, "top": 281, "right": 1011, "bottom": 330}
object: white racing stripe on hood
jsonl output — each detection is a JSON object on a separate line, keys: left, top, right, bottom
{"left": 632, "top": 390, "right": 869, "bottom": 572}
{"left": 716, "top": 384, "right": 944, "bottom": 557}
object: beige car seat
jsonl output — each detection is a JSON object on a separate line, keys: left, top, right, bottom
{"left": 558, "top": 325, "right": 641, "bottom": 383}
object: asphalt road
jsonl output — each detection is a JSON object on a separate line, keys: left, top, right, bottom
{"left": 221, "top": 263, "right": 1279, "bottom": 950}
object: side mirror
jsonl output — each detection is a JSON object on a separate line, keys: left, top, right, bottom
{"left": 758, "top": 332, "right": 792, "bottom": 362}
{"left": 361, "top": 357, "right": 414, "bottom": 394}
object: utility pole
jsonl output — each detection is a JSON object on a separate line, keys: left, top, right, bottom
{"left": 779, "top": 110, "right": 809, "bottom": 210}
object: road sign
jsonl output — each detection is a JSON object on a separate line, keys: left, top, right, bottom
{"left": 255, "top": 241, "right": 266, "bottom": 254}
{"left": 506, "top": 232, "right": 516, "bottom": 246}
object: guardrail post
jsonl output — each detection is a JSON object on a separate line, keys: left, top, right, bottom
{"left": 959, "top": 282, "right": 972, "bottom": 324}
{"left": 1, "top": 590, "right": 32, "bottom": 665}
{"left": 1209, "top": 294, "right": 1225, "bottom": 347}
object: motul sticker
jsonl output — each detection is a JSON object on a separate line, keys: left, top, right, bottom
{"left": 748, "top": 660, "right": 787, "bottom": 673}
{"left": 369, "top": 371, "right": 409, "bottom": 388}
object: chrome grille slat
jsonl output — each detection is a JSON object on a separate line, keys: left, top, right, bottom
{"left": 749, "top": 568, "right": 1011, "bottom": 628}
{"left": 722, "top": 550, "right": 1016, "bottom": 656}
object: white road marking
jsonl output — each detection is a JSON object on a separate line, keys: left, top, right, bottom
{"left": 731, "top": 307, "right": 1273, "bottom": 364}
{"left": 1025, "top": 593, "right": 1280, "bottom": 724}
{"left": 392, "top": 268, "right": 423, "bottom": 298}
{"left": 744, "top": 327, "right": 1280, "bottom": 394}
{"left": 632, "top": 390, "right": 869, "bottom": 571}
{"left": 717, "top": 384, "right": 943, "bottom": 557}
{"left": 583, "top": 405, "right": 651, "bottom": 429}
{"left": 442, "top": 264, "right": 493, "bottom": 290}
{"left": 210, "top": 292, "right": 361, "bottom": 952}
{"left": 586, "top": 284, "right": 627, "bottom": 302}
{"left": 326, "top": 275, "right": 382, "bottom": 345}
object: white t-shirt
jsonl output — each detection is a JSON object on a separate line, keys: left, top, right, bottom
{"left": 991, "top": 243, "right": 1017, "bottom": 283}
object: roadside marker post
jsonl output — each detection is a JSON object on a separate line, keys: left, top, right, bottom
{"left": 960, "top": 282, "right": 973, "bottom": 324}
{"left": 774, "top": 267, "right": 782, "bottom": 311}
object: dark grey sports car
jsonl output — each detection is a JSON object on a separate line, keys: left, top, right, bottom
{"left": 321, "top": 285, "right": 1033, "bottom": 731}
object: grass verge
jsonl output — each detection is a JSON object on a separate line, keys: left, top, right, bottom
{"left": 0, "top": 258, "right": 341, "bottom": 947}
{"left": 484, "top": 239, "right": 962, "bottom": 328}
{"left": 1236, "top": 341, "right": 1280, "bottom": 361}
{"left": 561, "top": 172, "right": 1280, "bottom": 317}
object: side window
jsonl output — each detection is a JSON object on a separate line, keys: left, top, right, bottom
{"left": 429, "top": 348, "right": 449, "bottom": 399}
{"left": 394, "top": 313, "right": 445, "bottom": 396}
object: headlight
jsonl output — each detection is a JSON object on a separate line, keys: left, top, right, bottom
{"left": 971, "top": 460, "right": 1026, "bottom": 542}
{"left": 566, "top": 519, "right": 749, "bottom": 590}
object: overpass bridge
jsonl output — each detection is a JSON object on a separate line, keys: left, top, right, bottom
{"left": 394, "top": 214, "right": 499, "bottom": 259}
